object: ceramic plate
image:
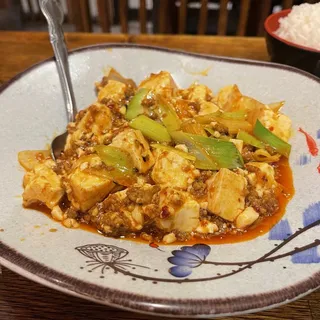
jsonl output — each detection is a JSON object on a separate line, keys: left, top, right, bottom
{"left": 0, "top": 44, "right": 320, "bottom": 318}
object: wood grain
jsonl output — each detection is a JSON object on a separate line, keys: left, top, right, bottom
{"left": 80, "top": 0, "right": 92, "bottom": 33}
{"left": 119, "top": 0, "right": 128, "bottom": 34}
{"left": 309, "top": 290, "right": 320, "bottom": 320}
{"left": 217, "top": 0, "right": 229, "bottom": 35}
{"left": 97, "top": 0, "right": 111, "bottom": 33}
{"left": 66, "top": 0, "right": 75, "bottom": 24}
{"left": 197, "top": 0, "right": 208, "bottom": 35}
{"left": 237, "top": 0, "right": 251, "bottom": 36}
{"left": 178, "top": 0, "right": 187, "bottom": 34}
{"left": 282, "top": 0, "right": 294, "bottom": 9}
{"left": 0, "top": 0, "right": 9, "bottom": 9}
{"left": 0, "top": 32, "right": 266, "bottom": 82}
{"left": 158, "top": 0, "right": 169, "bottom": 34}
{"left": 26, "top": 0, "right": 39, "bottom": 21}
{"left": 257, "top": 0, "right": 272, "bottom": 36}
{"left": 130, "top": 34, "right": 269, "bottom": 61}
{"left": 69, "top": 0, "right": 92, "bottom": 32}
{"left": 139, "top": 0, "right": 147, "bottom": 34}
{"left": 0, "top": 32, "right": 269, "bottom": 83}
{"left": 0, "top": 268, "right": 318, "bottom": 320}
{"left": 0, "top": 32, "right": 127, "bottom": 82}
{"left": 0, "top": 30, "right": 318, "bottom": 320}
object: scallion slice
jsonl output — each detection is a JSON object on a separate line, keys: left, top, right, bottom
{"left": 195, "top": 113, "right": 252, "bottom": 134}
{"left": 187, "top": 134, "right": 244, "bottom": 169}
{"left": 181, "top": 121, "right": 207, "bottom": 136}
{"left": 170, "top": 131, "right": 219, "bottom": 170}
{"left": 253, "top": 120, "right": 291, "bottom": 157}
{"left": 219, "top": 110, "right": 247, "bottom": 120}
{"left": 156, "top": 96, "right": 181, "bottom": 131}
{"left": 95, "top": 145, "right": 136, "bottom": 186}
{"left": 150, "top": 143, "right": 196, "bottom": 161}
{"left": 170, "top": 131, "right": 244, "bottom": 169}
{"left": 237, "top": 130, "right": 265, "bottom": 149}
{"left": 125, "top": 88, "right": 149, "bottom": 120}
{"left": 129, "top": 115, "right": 171, "bottom": 143}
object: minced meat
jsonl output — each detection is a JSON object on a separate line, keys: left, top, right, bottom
{"left": 190, "top": 180, "right": 207, "bottom": 197}
{"left": 242, "top": 145, "right": 256, "bottom": 162}
{"left": 246, "top": 186, "right": 279, "bottom": 216}
{"left": 127, "top": 185, "right": 160, "bottom": 204}
{"left": 200, "top": 209, "right": 228, "bottom": 230}
{"left": 212, "top": 122, "right": 228, "bottom": 134}
{"left": 190, "top": 171, "right": 213, "bottom": 198}
{"left": 142, "top": 96, "right": 155, "bottom": 108}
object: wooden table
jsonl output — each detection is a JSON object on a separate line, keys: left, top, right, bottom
{"left": 0, "top": 31, "right": 319, "bottom": 320}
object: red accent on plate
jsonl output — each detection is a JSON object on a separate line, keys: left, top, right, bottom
{"left": 149, "top": 242, "right": 159, "bottom": 249}
{"left": 317, "top": 163, "right": 320, "bottom": 174}
{"left": 298, "top": 128, "right": 319, "bottom": 156}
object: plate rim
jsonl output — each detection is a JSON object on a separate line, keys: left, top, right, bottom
{"left": 1, "top": 241, "right": 319, "bottom": 317}
{"left": 1, "top": 43, "right": 319, "bottom": 317}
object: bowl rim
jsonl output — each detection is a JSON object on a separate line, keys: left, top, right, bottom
{"left": 264, "top": 8, "right": 320, "bottom": 54}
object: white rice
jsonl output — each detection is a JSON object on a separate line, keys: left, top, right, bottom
{"left": 275, "top": 3, "right": 320, "bottom": 51}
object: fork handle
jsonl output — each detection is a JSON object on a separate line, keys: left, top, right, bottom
{"left": 51, "top": 31, "right": 77, "bottom": 123}
{"left": 41, "top": 0, "right": 77, "bottom": 123}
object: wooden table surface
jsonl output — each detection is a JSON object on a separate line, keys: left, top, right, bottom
{"left": 0, "top": 31, "right": 319, "bottom": 320}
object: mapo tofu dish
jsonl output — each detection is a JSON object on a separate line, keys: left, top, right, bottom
{"left": 18, "top": 69, "right": 293, "bottom": 244}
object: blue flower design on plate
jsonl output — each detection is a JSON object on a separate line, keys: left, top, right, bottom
{"left": 168, "top": 244, "right": 211, "bottom": 278}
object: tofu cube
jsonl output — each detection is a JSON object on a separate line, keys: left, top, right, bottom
{"left": 234, "top": 97, "right": 291, "bottom": 141}
{"left": 89, "top": 104, "right": 113, "bottom": 137}
{"left": 172, "top": 199, "right": 200, "bottom": 232}
{"left": 235, "top": 207, "right": 259, "bottom": 229}
{"left": 138, "top": 71, "right": 177, "bottom": 94}
{"left": 162, "top": 232, "right": 177, "bottom": 244}
{"left": 23, "top": 160, "right": 64, "bottom": 209}
{"left": 151, "top": 150, "right": 195, "bottom": 190}
{"left": 275, "top": 114, "right": 291, "bottom": 142}
{"left": 217, "top": 85, "right": 242, "bottom": 111}
{"left": 98, "top": 80, "right": 127, "bottom": 103}
{"left": 91, "top": 189, "right": 145, "bottom": 235}
{"left": 65, "top": 104, "right": 113, "bottom": 150}
{"left": 207, "top": 168, "right": 247, "bottom": 221}
{"left": 196, "top": 221, "right": 219, "bottom": 234}
{"left": 157, "top": 188, "right": 200, "bottom": 232}
{"left": 198, "top": 101, "right": 219, "bottom": 116}
{"left": 111, "top": 129, "right": 155, "bottom": 173}
{"left": 258, "top": 108, "right": 291, "bottom": 141}
{"left": 234, "top": 96, "right": 265, "bottom": 125}
{"left": 246, "top": 162, "right": 277, "bottom": 189}
{"left": 187, "top": 84, "right": 213, "bottom": 102}
{"left": 258, "top": 108, "right": 291, "bottom": 142}
{"left": 18, "top": 150, "right": 51, "bottom": 171}
{"left": 67, "top": 155, "right": 115, "bottom": 211}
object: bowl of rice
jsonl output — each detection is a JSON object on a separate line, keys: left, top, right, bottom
{"left": 264, "top": 3, "right": 320, "bottom": 77}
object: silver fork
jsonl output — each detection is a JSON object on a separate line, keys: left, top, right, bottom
{"left": 39, "top": 0, "right": 77, "bottom": 160}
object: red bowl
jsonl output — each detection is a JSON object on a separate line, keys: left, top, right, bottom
{"left": 264, "top": 9, "right": 320, "bottom": 76}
